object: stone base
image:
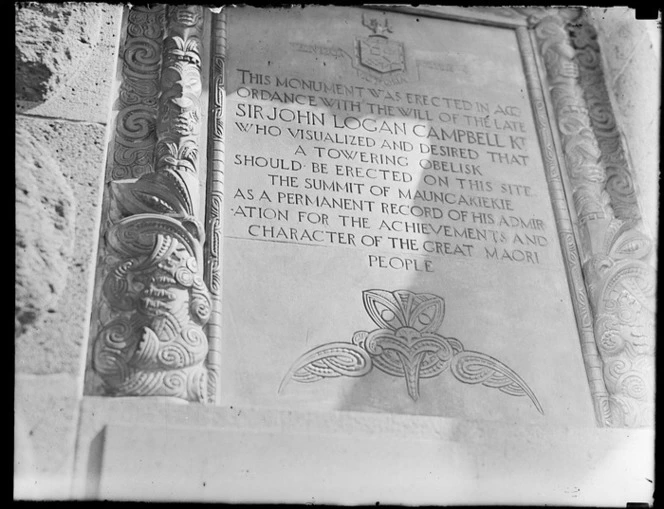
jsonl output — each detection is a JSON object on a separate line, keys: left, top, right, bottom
{"left": 73, "top": 397, "right": 654, "bottom": 505}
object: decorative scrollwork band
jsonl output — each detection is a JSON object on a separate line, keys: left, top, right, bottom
{"left": 112, "top": 6, "right": 164, "bottom": 181}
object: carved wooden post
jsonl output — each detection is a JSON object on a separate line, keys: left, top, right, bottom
{"left": 532, "top": 9, "right": 655, "bottom": 427}
{"left": 90, "top": 5, "right": 215, "bottom": 403}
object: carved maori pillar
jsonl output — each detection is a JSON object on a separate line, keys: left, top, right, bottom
{"left": 532, "top": 10, "right": 655, "bottom": 427}
{"left": 90, "top": 5, "right": 216, "bottom": 403}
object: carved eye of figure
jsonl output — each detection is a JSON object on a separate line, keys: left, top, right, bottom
{"left": 417, "top": 311, "right": 432, "bottom": 327}
{"left": 131, "top": 278, "right": 145, "bottom": 293}
{"left": 161, "top": 67, "right": 183, "bottom": 93}
{"left": 380, "top": 309, "right": 395, "bottom": 324}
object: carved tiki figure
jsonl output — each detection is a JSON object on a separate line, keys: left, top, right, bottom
{"left": 585, "top": 220, "right": 656, "bottom": 426}
{"left": 158, "top": 37, "right": 202, "bottom": 137}
{"left": 169, "top": 5, "right": 203, "bottom": 28}
{"left": 94, "top": 215, "right": 211, "bottom": 402}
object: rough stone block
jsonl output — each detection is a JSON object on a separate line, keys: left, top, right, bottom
{"left": 610, "top": 35, "right": 661, "bottom": 237}
{"left": 588, "top": 7, "right": 649, "bottom": 79}
{"left": 14, "top": 373, "right": 81, "bottom": 500}
{"left": 15, "top": 124, "right": 75, "bottom": 337}
{"left": 588, "top": 8, "right": 660, "bottom": 243}
{"left": 610, "top": 41, "right": 659, "bottom": 121}
{"left": 15, "top": 3, "right": 123, "bottom": 124}
{"left": 15, "top": 116, "right": 108, "bottom": 375}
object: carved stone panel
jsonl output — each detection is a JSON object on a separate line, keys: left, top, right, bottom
{"left": 217, "top": 6, "right": 598, "bottom": 425}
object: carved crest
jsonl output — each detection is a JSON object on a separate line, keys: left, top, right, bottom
{"left": 356, "top": 14, "right": 405, "bottom": 74}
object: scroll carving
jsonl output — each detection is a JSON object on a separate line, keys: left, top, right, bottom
{"left": 91, "top": 6, "right": 214, "bottom": 402}
{"left": 585, "top": 221, "right": 655, "bottom": 426}
{"left": 112, "top": 6, "right": 164, "bottom": 180}
{"left": 533, "top": 11, "right": 655, "bottom": 427}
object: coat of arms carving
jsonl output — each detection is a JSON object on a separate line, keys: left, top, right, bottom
{"left": 356, "top": 14, "right": 405, "bottom": 74}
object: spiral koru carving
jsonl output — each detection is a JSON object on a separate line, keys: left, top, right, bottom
{"left": 280, "top": 290, "right": 543, "bottom": 414}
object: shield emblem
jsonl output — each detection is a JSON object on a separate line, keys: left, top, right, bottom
{"left": 357, "top": 36, "right": 405, "bottom": 73}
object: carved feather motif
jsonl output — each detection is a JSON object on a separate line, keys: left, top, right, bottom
{"left": 278, "top": 342, "right": 372, "bottom": 393}
{"left": 281, "top": 289, "right": 543, "bottom": 414}
{"left": 450, "top": 350, "right": 544, "bottom": 413}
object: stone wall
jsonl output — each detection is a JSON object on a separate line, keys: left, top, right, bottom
{"left": 15, "top": 3, "right": 123, "bottom": 499}
{"left": 587, "top": 8, "right": 660, "bottom": 249}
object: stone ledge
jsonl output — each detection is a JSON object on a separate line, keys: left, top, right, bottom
{"left": 72, "top": 397, "right": 654, "bottom": 504}
{"left": 14, "top": 373, "right": 82, "bottom": 500}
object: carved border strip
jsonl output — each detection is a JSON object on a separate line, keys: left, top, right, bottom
{"left": 111, "top": 6, "right": 165, "bottom": 180}
{"left": 516, "top": 26, "right": 610, "bottom": 426}
{"left": 532, "top": 12, "right": 655, "bottom": 427}
{"left": 204, "top": 8, "right": 227, "bottom": 404}
{"left": 570, "top": 19, "right": 640, "bottom": 221}
{"left": 85, "top": 5, "right": 166, "bottom": 396}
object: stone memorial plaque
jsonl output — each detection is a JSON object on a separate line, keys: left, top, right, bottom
{"left": 220, "top": 6, "right": 596, "bottom": 424}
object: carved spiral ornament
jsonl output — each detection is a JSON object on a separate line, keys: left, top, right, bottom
{"left": 124, "top": 38, "right": 162, "bottom": 74}
{"left": 127, "top": 7, "right": 165, "bottom": 39}
{"left": 115, "top": 105, "right": 156, "bottom": 142}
